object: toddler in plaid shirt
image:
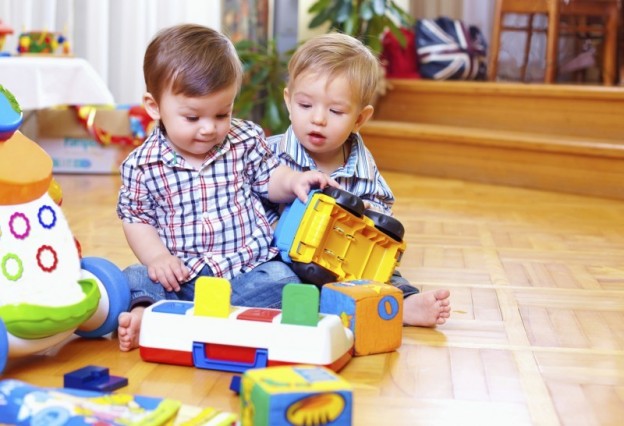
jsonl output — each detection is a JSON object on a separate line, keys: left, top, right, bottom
{"left": 116, "top": 24, "right": 336, "bottom": 351}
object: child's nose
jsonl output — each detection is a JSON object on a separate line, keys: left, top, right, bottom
{"left": 312, "top": 110, "right": 326, "bottom": 126}
{"left": 199, "top": 120, "right": 216, "bottom": 134}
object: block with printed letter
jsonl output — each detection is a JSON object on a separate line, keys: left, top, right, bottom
{"left": 240, "top": 365, "right": 352, "bottom": 426}
{"left": 320, "top": 280, "right": 403, "bottom": 356}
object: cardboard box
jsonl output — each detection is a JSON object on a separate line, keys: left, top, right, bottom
{"left": 36, "top": 108, "right": 136, "bottom": 174}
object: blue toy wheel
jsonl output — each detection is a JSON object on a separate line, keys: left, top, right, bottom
{"left": 75, "top": 257, "right": 130, "bottom": 338}
{"left": 0, "top": 318, "right": 7, "bottom": 373}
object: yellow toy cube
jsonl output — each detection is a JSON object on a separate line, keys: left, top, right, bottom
{"left": 241, "top": 365, "right": 352, "bottom": 426}
{"left": 320, "top": 280, "right": 403, "bottom": 356}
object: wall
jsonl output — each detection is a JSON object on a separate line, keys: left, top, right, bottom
{"left": 0, "top": 0, "right": 221, "bottom": 105}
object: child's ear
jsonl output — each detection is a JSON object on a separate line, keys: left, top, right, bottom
{"left": 143, "top": 93, "right": 161, "bottom": 121}
{"left": 283, "top": 87, "right": 292, "bottom": 116}
{"left": 352, "top": 105, "right": 374, "bottom": 133}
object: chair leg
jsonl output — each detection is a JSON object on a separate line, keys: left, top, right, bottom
{"left": 602, "top": 8, "right": 618, "bottom": 85}
{"left": 488, "top": 0, "right": 504, "bottom": 81}
{"left": 520, "top": 14, "right": 535, "bottom": 81}
{"left": 544, "top": 2, "right": 560, "bottom": 83}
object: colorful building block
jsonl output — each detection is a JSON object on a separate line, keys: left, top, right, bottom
{"left": 241, "top": 365, "right": 352, "bottom": 426}
{"left": 320, "top": 280, "right": 403, "bottom": 356}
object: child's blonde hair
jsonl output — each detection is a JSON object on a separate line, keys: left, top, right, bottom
{"left": 143, "top": 24, "right": 242, "bottom": 103}
{"left": 287, "top": 32, "right": 380, "bottom": 108}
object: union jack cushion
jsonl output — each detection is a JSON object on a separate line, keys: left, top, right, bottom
{"left": 416, "top": 17, "right": 487, "bottom": 81}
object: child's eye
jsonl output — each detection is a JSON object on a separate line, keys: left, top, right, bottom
{"left": 330, "top": 109, "right": 344, "bottom": 115}
{"left": 185, "top": 116, "right": 199, "bottom": 122}
{"left": 298, "top": 103, "right": 311, "bottom": 109}
{"left": 216, "top": 113, "right": 231, "bottom": 119}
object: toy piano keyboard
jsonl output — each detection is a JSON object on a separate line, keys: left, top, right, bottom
{"left": 139, "top": 279, "right": 354, "bottom": 373}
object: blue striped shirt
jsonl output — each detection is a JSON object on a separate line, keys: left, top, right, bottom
{"left": 117, "top": 118, "right": 279, "bottom": 280}
{"left": 265, "top": 126, "right": 395, "bottom": 223}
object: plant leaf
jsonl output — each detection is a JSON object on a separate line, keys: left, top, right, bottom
{"left": 387, "top": 21, "right": 407, "bottom": 47}
{"left": 389, "top": 1, "right": 413, "bottom": 25}
{"left": 360, "top": 0, "right": 373, "bottom": 21}
{"left": 372, "top": 0, "right": 386, "bottom": 15}
{"left": 308, "top": 0, "right": 331, "bottom": 14}
{"left": 336, "top": 1, "right": 352, "bottom": 24}
{"left": 343, "top": 11, "right": 358, "bottom": 35}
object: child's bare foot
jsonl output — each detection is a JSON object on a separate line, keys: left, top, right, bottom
{"left": 402, "top": 289, "right": 451, "bottom": 327}
{"left": 117, "top": 307, "right": 145, "bottom": 351}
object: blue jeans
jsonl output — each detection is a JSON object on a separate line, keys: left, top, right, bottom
{"left": 124, "top": 260, "right": 301, "bottom": 310}
{"left": 390, "top": 270, "right": 420, "bottom": 299}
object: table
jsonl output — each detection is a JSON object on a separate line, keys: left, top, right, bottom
{"left": 0, "top": 56, "right": 114, "bottom": 110}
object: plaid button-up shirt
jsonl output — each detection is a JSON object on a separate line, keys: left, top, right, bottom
{"left": 264, "top": 126, "right": 395, "bottom": 224}
{"left": 117, "top": 118, "right": 279, "bottom": 280}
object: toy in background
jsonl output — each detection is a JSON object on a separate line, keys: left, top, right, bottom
{"left": 240, "top": 365, "right": 352, "bottom": 426}
{"left": 0, "top": 85, "right": 130, "bottom": 374}
{"left": 139, "top": 280, "right": 354, "bottom": 373}
{"left": 0, "top": 20, "right": 13, "bottom": 56}
{"left": 17, "top": 30, "right": 71, "bottom": 55}
{"left": 274, "top": 187, "right": 407, "bottom": 287}
{"left": 75, "top": 104, "right": 154, "bottom": 148}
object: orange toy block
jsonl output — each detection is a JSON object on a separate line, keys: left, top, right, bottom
{"left": 319, "top": 280, "right": 403, "bottom": 356}
{"left": 0, "top": 131, "right": 53, "bottom": 205}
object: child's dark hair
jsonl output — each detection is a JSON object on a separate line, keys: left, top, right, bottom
{"left": 143, "top": 24, "right": 242, "bottom": 103}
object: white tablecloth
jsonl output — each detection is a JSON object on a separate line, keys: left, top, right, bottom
{"left": 0, "top": 57, "right": 115, "bottom": 110}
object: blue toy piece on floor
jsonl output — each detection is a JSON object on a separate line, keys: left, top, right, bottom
{"left": 64, "top": 365, "right": 128, "bottom": 392}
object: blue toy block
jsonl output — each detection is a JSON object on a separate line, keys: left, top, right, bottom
{"left": 230, "top": 375, "right": 242, "bottom": 394}
{"left": 64, "top": 365, "right": 128, "bottom": 392}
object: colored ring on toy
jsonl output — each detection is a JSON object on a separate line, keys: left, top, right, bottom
{"left": 9, "top": 212, "right": 30, "bottom": 239}
{"left": 36, "top": 245, "right": 58, "bottom": 273}
{"left": 1, "top": 253, "right": 23, "bottom": 281}
{"left": 38, "top": 205, "right": 57, "bottom": 229}
{"left": 378, "top": 295, "right": 399, "bottom": 320}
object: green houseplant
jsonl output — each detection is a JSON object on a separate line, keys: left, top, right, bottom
{"left": 307, "top": 0, "right": 413, "bottom": 54}
{"left": 234, "top": 39, "right": 290, "bottom": 136}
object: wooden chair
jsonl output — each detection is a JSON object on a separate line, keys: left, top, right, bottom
{"left": 488, "top": 0, "right": 560, "bottom": 83}
{"left": 488, "top": 0, "right": 620, "bottom": 85}
{"left": 559, "top": 0, "right": 620, "bottom": 85}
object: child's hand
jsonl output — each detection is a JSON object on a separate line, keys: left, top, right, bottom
{"left": 146, "top": 253, "right": 190, "bottom": 292}
{"left": 292, "top": 170, "right": 340, "bottom": 203}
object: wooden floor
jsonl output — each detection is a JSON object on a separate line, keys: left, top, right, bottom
{"left": 4, "top": 171, "right": 624, "bottom": 425}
